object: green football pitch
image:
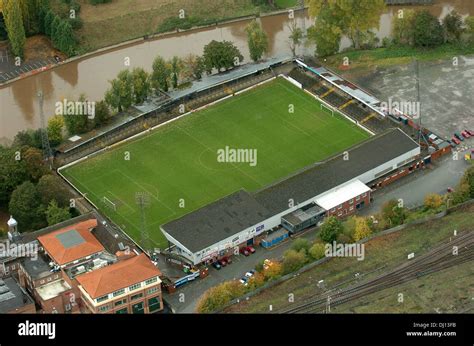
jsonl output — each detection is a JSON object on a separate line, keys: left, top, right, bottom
{"left": 62, "top": 78, "right": 370, "bottom": 248}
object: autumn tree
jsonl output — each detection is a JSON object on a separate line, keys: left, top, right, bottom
{"left": 282, "top": 249, "right": 307, "bottom": 274}
{"left": 131, "top": 67, "right": 151, "bottom": 104}
{"left": 309, "top": 242, "right": 326, "bottom": 260}
{"left": 392, "top": 9, "right": 416, "bottom": 46}
{"left": 151, "top": 56, "right": 171, "bottom": 92}
{"left": 3, "top": 0, "right": 27, "bottom": 57}
{"left": 353, "top": 217, "right": 372, "bottom": 242}
{"left": 308, "top": 4, "right": 343, "bottom": 57}
{"left": 182, "top": 54, "right": 205, "bottom": 80}
{"left": 381, "top": 199, "right": 407, "bottom": 227}
{"left": 21, "top": 147, "right": 48, "bottom": 182}
{"left": 245, "top": 20, "right": 269, "bottom": 62}
{"left": 424, "top": 193, "right": 443, "bottom": 210}
{"left": 36, "top": 174, "right": 71, "bottom": 207}
{"left": 319, "top": 216, "right": 343, "bottom": 243}
{"left": 105, "top": 70, "right": 134, "bottom": 112}
{"left": 288, "top": 21, "right": 304, "bottom": 56}
{"left": 47, "top": 115, "right": 64, "bottom": 146}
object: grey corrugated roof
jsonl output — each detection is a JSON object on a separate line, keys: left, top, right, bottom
{"left": 254, "top": 128, "right": 419, "bottom": 214}
{"left": 0, "top": 277, "right": 34, "bottom": 313}
{"left": 162, "top": 190, "right": 271, "bottom": 253}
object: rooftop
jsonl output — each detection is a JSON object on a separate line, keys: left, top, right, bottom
{"left": 314, "top": 180, "right": 371, "bottom": 211}
{"left": 22, "top": 255, "right": 52, "bottom": 280}
{"left": 0, "top": 277, "right": 34, "bottom": 313}
{"left": 76, "top": 253, "right": 161, "bottom": 299}
{"left": 36, "top": 279, "right": 71, "bottom": 301}
{"left": 281, "top": 203, "right": 325, "bottom": 226}
{"left": 38, "top": 219, "right": 105, "bottom": 266}
{"left": 162, "top": 190, "right": 271, "bottom": 253}
{"left": 254, "top": 129, "right": 419, "bottom": 215}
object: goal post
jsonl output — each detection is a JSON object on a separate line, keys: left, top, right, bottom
{"left": 321, "top": 103, "right": 334, "bottom": 117}
{"left": 103, "top": 196, "right": 117, "bottom": 211}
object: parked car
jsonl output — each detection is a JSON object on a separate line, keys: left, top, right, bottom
{"left": 454, "top": 132, "right": 464, "bottom": 141}
{"left": 218, "top": 259, "right": 227, "bottom": 267}
{"left": 446, "top": 140, "right": 456, "bottom": 148}
{"left": 239, "top": 276, "right": 249, "bottom": 286}
{"left": 447, "top": 187, "right": 454, "bottom": 193}
{"left": 452, "top": 136, "right": 461, "bottom": 145}
{"left": 466, "top": 129, "right": 474, "bottom": 136}
{"left": 245, "top": 270, "right": 256, "bottom": 278}
{"left": 222, "top": 256, "right": 232, "bottom": 265}
{"left": 246, "top": 246, "right": 256, "bottom": 254}
{"left": 212, "top": 261, "right": 221, "bottom": 270}
{"left": 461, "top": 130, "right": 471, "bottom": 139}
{"left": 240, "top": 247, "right": 250, "bottom": 256}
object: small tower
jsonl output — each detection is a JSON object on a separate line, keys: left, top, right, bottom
{"left": 7, "top": 216, "right": 21, "bottom": 243}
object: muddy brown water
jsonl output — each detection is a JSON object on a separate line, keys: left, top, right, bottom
{"left": 1, "top": 0, "right": 472, "bottom": 145}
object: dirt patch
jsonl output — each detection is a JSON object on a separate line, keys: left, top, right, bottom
{"left": 23, "top": 35, "right": 66, "bottom": 62}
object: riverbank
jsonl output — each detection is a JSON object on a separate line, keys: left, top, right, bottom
{"left": 324, "top": 43, "right": 474, "bottom": 73}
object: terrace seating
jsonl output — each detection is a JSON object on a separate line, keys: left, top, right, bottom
{"left": 323, "top": 91, "right": 348, "bottom": 108}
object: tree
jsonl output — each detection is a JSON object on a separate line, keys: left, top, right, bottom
{"left": 282, "top": 249, "right": 307, "bottom": 274}
{"left": 56, "top": 20, "right": 76, "bottom": 56}
{"left": 465, "top": 16, "right": 474, "bottom": 44}
{"left": 13, "top": 130, "right": 38, "bottom": 148}
{"left": 291, "top": 238, "right": 311, "bottom": 253}
{"left": 353, "top": 217, "right": 372, "bottom": 242}
{"left": 43, "top": 10, "right": 55, "bottom": 37}
{"left": 262, "top": 261, "right": 283, "bottom": 280}
{"left": 196, "top": 280, "right": 245, "bottom": 313}
{"left": 93, "top": 100, "right": 111, "bottom": 127}
{"left": 22, "top": 146, "right": 48, "bottom": 182}
{"left": 47, "top": 115, "right": 64, "bottom": 146}
{"left": 288, "top": 21, "right": 304, "bottom": 57}
{"left": 36, "top": 174, "right": 71, "bottom": 207}
{"left": 3, "top": 0, "right": 27, "bottom": 57}
{"left": 0, "top": 146, "right": 29, "bottom": 205}
{"left": 443, "top": 10, "right": 463, "bottom": 44}
{"left": 202, "top": 40, "right": 243, "bottom": 73}
{"left": 308, "top": 5, "right": 343, "bottom": 57}
{"left": 170, "top": 56, "right": 182, "bottom": 89}
{"left": 309, "top": 243, "right": 326, "bottom": 260}
{"left": 131, "top": 67, "right": 150, "bottom": 104}
{"left": 308, "top": 0, "right": 385, "bottom": 50}
{"left": 8, "top": 181, "right": 46, "bottom": 232}
{"left": 50, "top": 15, "right": 62, "bottom": 49}
{"left": 424, "top": 193, "right": 443, "bottom": 210}
{"left": 63, "top": 95, "right": 90, "bottom": 135}
{"left": 392, "top": 9, "right": 416, "bottom": 46}
{"left": 245, "top": 20, "right": 269, "bottom": 62}
{"left": 45, "top": 200, "right": 71, "bottom": 226}
{"left": 105, "top": 70, "right": 133, "bottom": 112}
{"left": 381, "top": 199, "right": 407, "bottom": 227}
{"left": 19, "top": 0, "right": 40, "bottom": 35}
{"left": 319, "top": 216, "right": 343, "bottom": 243}
{"left": 182, "top": 54, "right": 205, "bottom": 80}
{"left": 151, "top": 56, "right": 171, "bottom": 93}
{"left": 413, "top": 10, "right": 444, "bottom": 47}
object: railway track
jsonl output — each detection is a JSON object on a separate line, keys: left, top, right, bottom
{"left": 278, "top": 232, "right": 474, "bottom": 314}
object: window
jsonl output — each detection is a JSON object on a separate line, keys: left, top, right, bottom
{"left": 114, "top": 299, "right": 127, "bottom": 307}
{"left": 356, "top": 196, "right": 360, "bottom": 201}
{"left": 148, "top": 297, "right": 161, "bottom": 313}
{"left": 338, "top": 205, "right": 342, "bottom": 210}
{"left": 116, "top": 307, "right": 128, "bottom": 314}
{"left": 132, "top": 302, "right": 144, "bottom": 314}
{"left": 349, "top": 206, "right": 354, "bottom": 211}
{"left": 349, "top": 199, "right": 353, "bottom": 204}
{"left": 11, "top": 264, "right": 15, "bottom": 270}
{"left": 40, "top": 280, "right": 45, "bottom": 285}
{"left": 362, "top": 193, "right": 367, "bottom": 198}
{"left": 147, "top": 287, "right": 159, "bottom": 295}
{"left": 145, "top": 277, "right": 158, "bottom": 286}
{"left": 131, "top": 293, "right": 143, "bottom": 301}
{"left": 337, "top": 212, "right": 342, "bottom": 217}
{"left": 98, "top": 305, "right": 110, "bottom": 313}
{"left": 129, "top": 283, "right": 141, "bottom": 291}
{"left": 113, "top": 289, "right": 125, "bottom": 297}
{"left": 331, "top": 208, "right": 335, "bottom": 213}
{"left": 96, "top": 295, "right": 109, "bottom": 303}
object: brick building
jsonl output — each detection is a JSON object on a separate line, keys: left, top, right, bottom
{"left": 76, "top": 254, "right": 163, "bottom": 314}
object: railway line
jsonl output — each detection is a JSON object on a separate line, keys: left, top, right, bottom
{"left": 277, "top": 231, "right": 474, "bottom": 313}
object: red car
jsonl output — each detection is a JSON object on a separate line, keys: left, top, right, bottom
{"left": 461, "top": 130, "right": 471, "bottom": 139}
{"left": 466, "top": 129, "right": 474, "bottom": 136}
{"left": 452, "top": 136, "right": 461, "bottom": 145}
{"left": 221, "top": 256, "right": 232, "bottom": 265}
{"left": 246, "top": 246, "right": 256, "bottom": 254}
{"left": 218, "top": 258, "right": 227, "bottom": 267}
{"left": 240, "top": 247, "right": 250, "bottom": 256}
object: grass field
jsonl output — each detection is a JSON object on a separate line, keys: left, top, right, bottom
{"left": 62, "top": 78, "right": 369, "bottom": 248}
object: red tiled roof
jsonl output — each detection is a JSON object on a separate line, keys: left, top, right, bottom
{"left": 76, "top": 254, "right": 161, "bottom": 299}
{"left": 38, "top": 219, "right": 104, "bottom": 266}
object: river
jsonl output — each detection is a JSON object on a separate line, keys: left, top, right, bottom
{"left": 0, "top": 0, "right": 472, "bottom": 145}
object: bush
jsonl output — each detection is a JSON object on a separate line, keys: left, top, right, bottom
{"left": 262, "top": 261, "right": 283, "bottom": 281}
{"left": 309, "top": 243, "right": 326, "bottom": 260}
{"left": 424, "top": 193, "right": 443, "bottom": 210}
{"left": 282, "top": 249, "right": 307, "bottom": 274}
{"left": 196, "top": 280, "right": 245, "bottom": 313}
{"left": 319, "top": 216, "right": 343, "bottom": 243}
{"left": 413, "top": 10, "right": 444, "bottom": 47}
{"left": 291, "top": 238, "right": 311, "bottom": 253}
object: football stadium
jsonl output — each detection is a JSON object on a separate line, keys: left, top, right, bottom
{"left": 61, "top": 77, "right": 371, "bottom": 248}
